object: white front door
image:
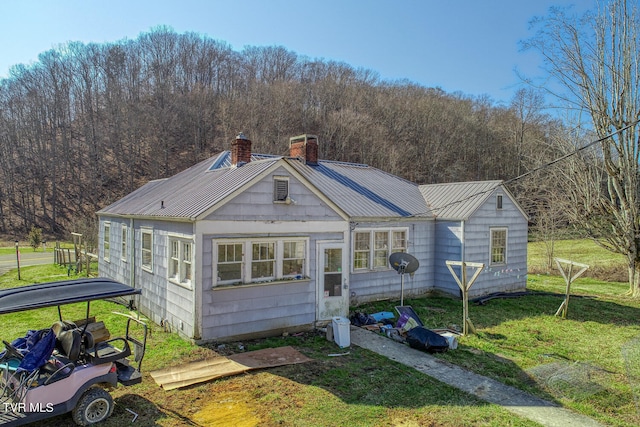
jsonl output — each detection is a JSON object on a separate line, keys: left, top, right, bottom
{"left": 317, "top": 241, "right": 349, "bottom": 321}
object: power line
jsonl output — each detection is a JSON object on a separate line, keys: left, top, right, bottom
{"left": 426, "top": 119, "right": 640, "bottom": 215}
{"left": 502, "top": 120, "right": 639, "bottom": 187}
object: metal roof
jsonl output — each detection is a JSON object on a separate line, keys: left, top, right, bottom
{"left": 286, "top": 159, "right": 430, "bottom": 218}
{"left": 98, "top": 153, "right": 280, "bottom": 219}
{"left": 98, "top": 151, "right": 431, "bottom": 220}
{"left": 419, "top": 180, "right": 503, "bottom": 220}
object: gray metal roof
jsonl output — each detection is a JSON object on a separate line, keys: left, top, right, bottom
{"left": 419, "top": 180, "right": 503, "bottom": 220}
{"left": 98, "top": 151, "right": 431, "bottom": 220}
{"left": 286, "top": 159, "right": 430, "bottom": 218}
{"left": 98, "top": 153, "right": 280, "bottom": 219}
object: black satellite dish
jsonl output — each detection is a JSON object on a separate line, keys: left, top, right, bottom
{"left": 389, "top": 252, "right": 419, "bottom": 305}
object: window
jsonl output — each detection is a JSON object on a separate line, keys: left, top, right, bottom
{"left": 141, "top": 228, "right": 153, "bottom": 272}
{"left": 121, "top": 225, "right": 127, "bottom": 261}
{"left": 392, "top": 231, "right": 406, "bottom": 253}
{"left": 214, "top": 238, "right": 307, "bottom": 286}
{"left": 374, "top": 231, "right": 389, "bottom": 268}
{"left": 352, "top": 228, "right": 407, "bottom": 271}
{"left": 354, "top": 232, "right": 370, "bottom": 270}
{"left": 169, "top": 237, "right": 193, "bottom": 286}
{"left": 182, "top": 243, "right": 192, "bottom": 283}
{"left": 490, "top": 228, "right": 507, "bottom": 265}
{"left": 170, "top": 240, "right": 179, "bottom": 279}
{"left": 496, "top": 194, "right": 503, "bottom": 210}
{"left": 273, "top": 176, "right": 289, "bottom": 202}
{"left": 252, "top": 242, "right": 275, "bottom": 281}
{"left": 217, "top": 243, "right": 243, "bottom": 282}
{"left": 282, "top": 241, "right": 305, "bottom": 277}
{"left": 103, "top": 222, "right": 111, "bottom": 262}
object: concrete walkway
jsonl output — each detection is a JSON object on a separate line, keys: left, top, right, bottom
{"left": 349, "top": 326, "right": 606, "bottom": 427}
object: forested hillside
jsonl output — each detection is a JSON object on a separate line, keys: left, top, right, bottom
{"left": 0, "top": 26, "right": 563, "bottom": 237}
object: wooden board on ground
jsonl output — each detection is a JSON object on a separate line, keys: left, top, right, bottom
{"left": 150, "top": 346, "right": 312, "bottom": 390}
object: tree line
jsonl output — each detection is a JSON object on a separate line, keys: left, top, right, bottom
{"left": 0, "top": 26, "right": 560, "bottom": 237}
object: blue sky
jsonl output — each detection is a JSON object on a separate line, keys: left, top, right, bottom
{"left": 0, "top": 0, "right": 593, "bottom": 104}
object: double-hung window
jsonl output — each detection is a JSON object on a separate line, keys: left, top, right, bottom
{"left": 352, "top": 228, "right": 407, "bottom": 271}
{"left": 141, "top": 228, "right": 153, "bottom": 272}
{"left": 214, "top": 238, "right": 307, "bottom": 286}
{"left": 282, "top": 241, "right": 305, "bottom": 277}
{"left": 103, "top": 222, "right": 111, "bottom": 262}
{"left": 121, "top": 224, "right": 128, "bottom": 262}
{"left": 354, "top": 232, "right": 370, "bottom": 270}
{"left": 252, "top": 242, "right": 275, "bottom": 281}
{"left": 490, "top": 227, "right": 507, "bottom": 265}
{"left": 217, "top": 243, "right": 243, "bottom": 282}
{"left": 168, "top": 236, "right": 193, "bottom": 287}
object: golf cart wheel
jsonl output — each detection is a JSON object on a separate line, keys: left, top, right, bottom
{"left": 71, "top": 387, "right": 114, "bottom": 426}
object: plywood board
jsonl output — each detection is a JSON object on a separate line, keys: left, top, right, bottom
{"left": 150, "top": 346, "right": 312, "bottom": 390}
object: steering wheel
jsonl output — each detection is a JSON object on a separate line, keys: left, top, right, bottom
{"left": 2, "top": 340, "right": 23, "bottom": 360}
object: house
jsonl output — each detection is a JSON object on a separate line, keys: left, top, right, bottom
{"left": 97, "top": 134, "right": 528, "bottom": 342}
{"left": 419, "top": 181, "right": 529, "bottom": 297}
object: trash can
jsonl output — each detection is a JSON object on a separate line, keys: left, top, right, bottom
{"left": 332, "top": 316, "right": 350, "bottom": 348}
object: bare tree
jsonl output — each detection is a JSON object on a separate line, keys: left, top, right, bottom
{"left": 526, "top": 0, "right": 640, "bottom": 296}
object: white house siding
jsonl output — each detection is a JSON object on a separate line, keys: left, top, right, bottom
{"left": 198, "top": 228, "right": 344, "bottom": 341}
{"left": 459, "top": 194, "right": 528, "bottom": 297}
{"left": 195, "top": 173, "right": 348, "bottom": 341}
{"left": 349, "top": 220, "right": 434, "bottom": 304}
{"left": 98, "top": 217, "right": 131, "bottom": 290}
{"left": 98, "top": 217, "right": 197, "bottom": 339}
{"left": 433, "top": 221, "right": 464, "bottom": 296}
{"left": 209, "top": 166, "right": 344, "bottom": 222}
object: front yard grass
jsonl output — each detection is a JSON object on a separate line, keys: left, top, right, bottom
{"left": 1, "top": 238, "right": 639, "bottom": 426}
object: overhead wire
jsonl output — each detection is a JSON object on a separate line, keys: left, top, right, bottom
{"left": 423, "top": 119, "right": 640, "bottom": 216}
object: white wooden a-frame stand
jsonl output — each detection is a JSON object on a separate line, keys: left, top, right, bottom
{"left": 554, "top": 258, "right": 589, "bottom": 319}
{"left": 446, "top": 261, "right": 485, "bottom": 335}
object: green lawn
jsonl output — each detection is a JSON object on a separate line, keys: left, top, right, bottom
{"left": 0, "top": 240, "right": 639, "bottom": 426}
{"left": 528, "top": 238, "right": 628, "bottom": 282}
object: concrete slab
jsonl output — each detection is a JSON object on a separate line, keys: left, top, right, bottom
{"left": 350, "top": 326, "right": 605, "bottom": 427}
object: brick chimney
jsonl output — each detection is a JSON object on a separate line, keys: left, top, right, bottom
{"left": 231, "top": 132, "right": 252, "bottom": 166}
{"left": 289, "top": 134, "right": 318, "bottom": 165}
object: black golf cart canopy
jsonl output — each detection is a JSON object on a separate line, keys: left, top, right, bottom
{"left": 0, "top": 278, "right": 141, "bottom": 315}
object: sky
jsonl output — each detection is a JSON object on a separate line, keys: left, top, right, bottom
{"left": 0, "top": 0, "right": 594, "bottom": 105}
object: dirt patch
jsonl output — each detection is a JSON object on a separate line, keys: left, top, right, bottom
{"left": 193, "top": 389, "right": 260, "bottom": 427}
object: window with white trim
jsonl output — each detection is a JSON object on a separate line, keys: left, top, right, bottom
{"left": 169, "top": 237, "right": 193, "bottom": 286}
{"left": 282, "top": 241, "right": 305, "bottom": 277}
{"left": 352, "top": 228, "right": 407, "bottom": 271}
{"left": 490, "top": 227, "right": 507, "bottom": 265}
{"left": 214, "top": 238, "right": 307, "bottom": 286}
{"left": 121, "top": 224, "right": 127, "bottom": 262}
{"left": 273, "top": 176, "right": 289, "bottom": 202}
{"left": 217, "top": 243, "right": 243, "bottom": 282}
{"left": 141, "top": 228, "right": 153, "bottom": 272}
{"left": 103, "top": 222, "right": 111, "bottom": 262}
{"left": 496, "top": 194, "right": 503, "bottom": 210}
{"left": 354, "top": 232, "right": 370, "bottom": 270}
{"left": 252, "top": 242, "right": 275, "bottom": 281}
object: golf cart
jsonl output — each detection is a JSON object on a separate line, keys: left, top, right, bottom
{"left": 0, "top": 278, "right": 147, "bottom": 426}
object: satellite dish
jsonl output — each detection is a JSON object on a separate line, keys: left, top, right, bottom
{"left": 389, "top": 252, "right": 419, "bottom": 306}
{"left": 389, "top": 252, "right": 419, "bottom": 275}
